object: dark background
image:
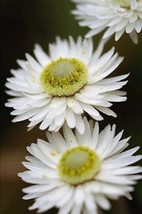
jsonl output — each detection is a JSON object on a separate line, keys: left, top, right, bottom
{"left": 1, "top": 0, "right": 142, "bottom": 214}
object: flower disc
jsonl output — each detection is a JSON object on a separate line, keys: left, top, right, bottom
{"left": 40, "top": 57, "right": 88, "bottom": 96}
{"left": 58, "top": 146, "right": 101, "bottom": 185}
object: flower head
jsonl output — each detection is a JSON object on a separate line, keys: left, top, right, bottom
{"left": 72, "top": 0, "right": 142, "bottom": 43}
{"left": 18, "top": 118, "right": 142, "bottom": 214}
{"left": 5, "top": 36, "right": 128, "bottom": 133}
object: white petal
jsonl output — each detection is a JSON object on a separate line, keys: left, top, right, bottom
{"left": 34, "top": 44, "right": 50, "bottom": 66}
{"left": 95, "top": 194, "right": 111, "bottom": 210}
{"left": 80, "top": 102, "right": 103, "bottom": 120}
{"left": 26, "top": 53, "right": 42, "bottom": 72}
{"left": 65, "top": 108, "right": 76, "bottom": 129}
{"left": 75, "top": 114, "right": 85, "bottom": 134}
{"left": 63, "top": 123, "right": 78, "bottom": 148}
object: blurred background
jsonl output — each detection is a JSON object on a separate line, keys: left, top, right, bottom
{"left": 0, "top": 0, "right": 142, "bottom": 214}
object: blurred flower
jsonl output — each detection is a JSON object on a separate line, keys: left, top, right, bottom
{"left": 18, "top": 118, "right": 142, "bottom": 214}
{"left": 72, "top": 0, "right": 142, "bottom": 43}
{"left": 5, "top": 36, "right": 128, "bottom": 133}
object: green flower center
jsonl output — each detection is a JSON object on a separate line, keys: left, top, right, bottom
{"left": 113, "top": 0, "right": 130, "bottom": 8}
{"left": 40, "top": 57, "right": 88, "bottom": 97}
{"left": 58, "top": 146, "right": 101, "bottom": 185}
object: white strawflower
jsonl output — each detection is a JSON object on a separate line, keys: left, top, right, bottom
{"left": 5, "top": 36, "right": 128, "bottom": 133}
{"left": 72, "top": 0, "right": 142, "bottom": 43}
{"left": 18, "top": 118, "right": 142, "bottom": 214}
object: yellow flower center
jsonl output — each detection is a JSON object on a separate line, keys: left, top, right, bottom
{"left": 113, "top": 0, "right": 130, "bottom": 8}
{"left": 40, "top": 57, "right": 88, "bottom": 97}
{"left": 58, "top": 146, "right": 101, "bottom": 185}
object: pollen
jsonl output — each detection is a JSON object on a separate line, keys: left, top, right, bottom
{"left": 40, "top": 57, "right": 88, "bottom": 97}
{"left": 58, "top": 146, "right": 101, "bottom": 185}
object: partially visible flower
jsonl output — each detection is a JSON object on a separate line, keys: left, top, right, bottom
{"left": 72, "top": 0, "right": 142, "bottom": 43}
{"left": 19, "top": 118, "right": 142, "bottom": 214}
{"left": 5, "top": 36, "right": 128, "bottom": 133}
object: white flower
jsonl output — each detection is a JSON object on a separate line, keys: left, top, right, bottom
{"left": 5, "top": 36, "right": 128, "bottom": 133}
{"left": 18, "top": 118, "right": 142, "bottom": 214}
{"left": 72, "top": 0, "right": 142, "bottom": 43}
